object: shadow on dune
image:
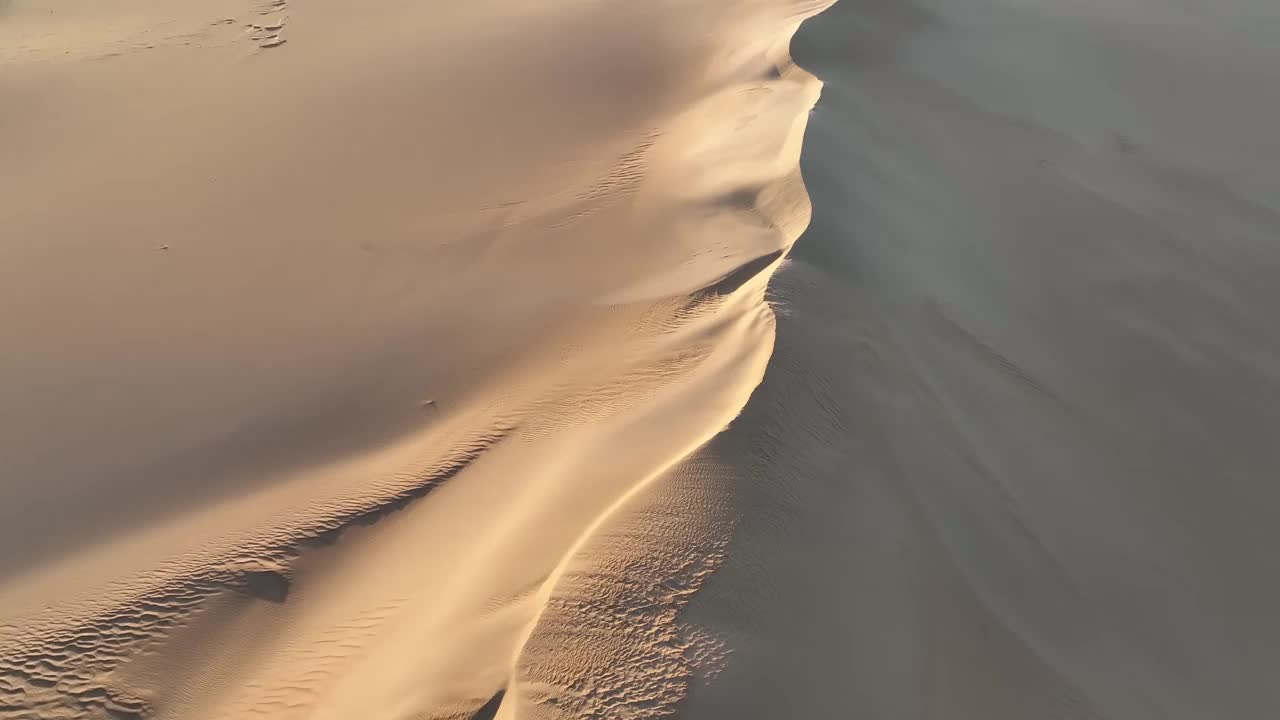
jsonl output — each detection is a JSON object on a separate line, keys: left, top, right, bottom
{"left": 676, "top": 0, "right": 1280, "bottom": 718}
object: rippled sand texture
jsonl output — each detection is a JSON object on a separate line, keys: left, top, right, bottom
{"left": 0, "top": 0, "right": 832, "bottom": 718}
{"left": 7, "top": 0, "right": 1280, "bottom": 718}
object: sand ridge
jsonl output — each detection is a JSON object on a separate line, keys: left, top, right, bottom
{"left": 1, "top": 0, "right": 831, "bottom": 717}
{"left": 8, "top": 0, "right": 1278, "bottom": 718}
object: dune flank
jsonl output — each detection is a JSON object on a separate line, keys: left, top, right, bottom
{"left": 6, "top": 0, "right": 1280, "bottom": 718}
{"left": 2, "top": 0, "right": 830, "bottom": 717}
{"left": 674, "top": 2, "right": 1280, "bottom": 719}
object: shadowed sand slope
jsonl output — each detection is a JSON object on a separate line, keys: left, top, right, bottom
{"left": 675, "top": 1, "right": 1280, "bottom": 719}
{"left": 1, "top": 0, "right": 830, "bottom": 718}
{"left": 5, "top": 0, "right": 1280, "bottom": 718}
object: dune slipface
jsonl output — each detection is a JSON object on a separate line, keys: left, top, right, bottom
{"left": 673, "top": 1, "right": 1280, "bottom": 720}
{"left": 1, "top": 0, "right": 831, "bottom": 717}
{"left": 7, "top": 0, "right": 1280, "bottom": 718}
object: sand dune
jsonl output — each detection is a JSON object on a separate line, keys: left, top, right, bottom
{"left": 4, "top": 0, "right": 1280, "bottom": 718}
{"left": 3, "top": 0, "right": 828, "bottom": 717}
{"left": 676, "top": 1, "right": 1280, "bottom": 719}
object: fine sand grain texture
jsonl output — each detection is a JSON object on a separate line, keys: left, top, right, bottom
{"left": 2, "top": 0, "right": 830, "bottom": 717}
{"left": 674, "top": 1, "right": 1280, "bottom": 719}
{"left": 4, "top": 0, "right": 1280, "bottom": 718}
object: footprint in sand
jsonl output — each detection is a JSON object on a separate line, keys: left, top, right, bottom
{"left": 246, "top": 7, "right": 287, "bottom": 49}
{"left": 239, "top": 0, "right": 288, "bottom": 48}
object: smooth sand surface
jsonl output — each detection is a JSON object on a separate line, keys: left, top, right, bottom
{"left": 677, "top": 2, "right": 1280, "bottom": 719}
{"left": 3, "top": 0, "right": 1279, "bottom": 718}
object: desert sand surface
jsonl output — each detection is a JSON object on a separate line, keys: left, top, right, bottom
{"left": 2, "top": 0, "right": 1279, "bottom": 718}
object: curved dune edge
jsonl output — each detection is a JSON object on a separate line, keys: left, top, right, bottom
{"left": 1, "top": 1, "right": 835, "bottom": 718}
{"left": 661, "top": 1, "right": 1280, "bottom": 719}
{"left": 493, "top": 14, "right": 836, "bottom": 720}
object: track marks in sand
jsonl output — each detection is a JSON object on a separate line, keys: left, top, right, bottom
{"left": 0, "top": 0, "right": 290, "bottom": 62}
{"left": 246, "top": 0, "right": 288, "bottom": 49}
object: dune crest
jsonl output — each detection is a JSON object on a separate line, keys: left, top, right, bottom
{"left": 0, "top": 0, "right": 832, "bottom": 717}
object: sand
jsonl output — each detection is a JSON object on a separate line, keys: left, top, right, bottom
{"left": 2, "top": 0, "right": 1279, "bottom": 718}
